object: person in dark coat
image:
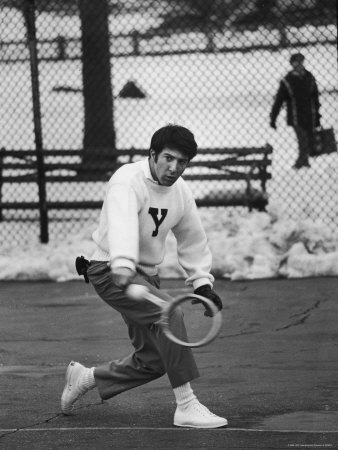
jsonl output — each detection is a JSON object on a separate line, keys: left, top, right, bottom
{"left": 270, "top": 53, "right": 321, "bottom": 169}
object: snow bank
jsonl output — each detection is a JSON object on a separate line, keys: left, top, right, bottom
{"left": 1, "top": 206, "right": 337, "bottom": 281}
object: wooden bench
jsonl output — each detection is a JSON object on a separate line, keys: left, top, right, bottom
{"left": 0, "top": 145, "right": 272, "bottom": 217}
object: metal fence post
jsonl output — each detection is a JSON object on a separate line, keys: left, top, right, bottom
{"left": 23, "top": 0, "right": 49, "bottom": 243}
{"left": 0, "top": 148, "right": 4, "bottom": 222}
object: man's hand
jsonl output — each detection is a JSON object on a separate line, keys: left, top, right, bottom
{"left": 111, "top": 266, "right": 135, "bottom": 289}
{"left": 194, "top": 285, "right": 223, "bottom": 317}
{"left": 270, "top": 120, "right": 277, "bottom": 130}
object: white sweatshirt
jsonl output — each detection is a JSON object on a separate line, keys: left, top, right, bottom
{"left": 91, "top": 159, "right": 214, "bottom": 289}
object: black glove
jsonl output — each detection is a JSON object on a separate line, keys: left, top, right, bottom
{"left": 75, "top": 256, "right": 90, "bottom": 283}
{"left": 193, "top": 285, "right": 223, "bottom": 317}
{"left": 270, "top": 120, "right": 277, "bottom": 130}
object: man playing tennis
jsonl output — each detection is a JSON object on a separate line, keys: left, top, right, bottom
{"left": 61, "top": 124, "right": 227, "bottom": 428}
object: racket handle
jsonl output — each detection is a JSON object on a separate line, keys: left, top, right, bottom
{"left": 126, "top": 284, "right": 167, "bottom": 308}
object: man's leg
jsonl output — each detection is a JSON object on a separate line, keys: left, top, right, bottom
{"left": 294, "top": 126, "right": 311, "bottom": 168}
{"left": 94, "top": 317, "right": 198, "bottom": 400}
{"left": 87, "top": 261, "right": 199, "bottom": 399}
{"left": 62, "top": 261, "right": 227, "bottom": 427}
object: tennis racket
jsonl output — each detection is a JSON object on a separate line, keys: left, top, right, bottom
{"left": 126, "top": 284, "right": 223, "bottom": 348}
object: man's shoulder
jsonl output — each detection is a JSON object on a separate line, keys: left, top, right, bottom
{"left": 175, "top": 176, "right": 194, "bottom": 199}
{"left": 110, "top": 160, "right": 144, "bottom": 183}
{"left": 304, "top": 69, "right": 316, "bottom": 80}
{"left": 281, "top": 71, "right": 300, "bottom": 89}
{"left": 175, "top": 175, "right": 188, "bottom": 189}
{"left": 284, "top": 70, "right": 314, "bottom": 81}
{"left": 283, "top": 71, "right": 295, "bottom": 82}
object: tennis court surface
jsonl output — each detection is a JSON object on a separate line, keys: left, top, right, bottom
{"left": 1, "top": 277, "right": 337, "bottom": 449}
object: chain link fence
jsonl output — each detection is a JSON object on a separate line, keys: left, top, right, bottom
{"left": 0, "top": 0, "right": 337, "bottom": 245}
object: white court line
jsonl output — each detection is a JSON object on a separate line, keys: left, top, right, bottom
{"left": 1, "top": 427, "right": 338, "bottom": 434}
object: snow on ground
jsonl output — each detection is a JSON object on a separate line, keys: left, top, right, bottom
{"left": 0, "top": 10, "right": 337, "bottom": 282}
{"left": 1, "top": 204, "right": 337, "bottom": 282}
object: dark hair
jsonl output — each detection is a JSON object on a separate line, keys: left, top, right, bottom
{"left": 149, "top": 124, "right": 198, "bottom": 160}
{"left": 290, "top": 52, "right": 305, "bottom": 63}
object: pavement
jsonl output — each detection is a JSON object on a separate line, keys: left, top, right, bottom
{"left": 0, "top": 277, "right": 337, "bottom": 449}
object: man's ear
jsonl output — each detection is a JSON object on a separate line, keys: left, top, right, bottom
{"left": 150, "top": 149, "right": 156, "bottom": 160}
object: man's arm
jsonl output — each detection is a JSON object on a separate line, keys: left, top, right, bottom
{"left": 270, "top": 80, "right": 287, "bottom": 129}
{"left": 172, "top": 205, "right": 223, "bottom": 314}
{"left": 171, "top": 186, "right": 224, "bottom": 313}
{"left": 311, "top": 74, "right": 321, "bottom": 127}
{"left": 110, "top": 266, "right": 135, "bottom": 289}
{"left": 171, "top": 195, "right": 214, "bottom": 290}
{"left": 106, "top": 182, "right": 139, "bottom": 287}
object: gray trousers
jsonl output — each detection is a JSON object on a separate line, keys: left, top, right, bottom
{"left": 294, "top": 126, "right": 313, "bottom": 166}
{"left": 87, "top": 261, "right": 199, "bottom": 400}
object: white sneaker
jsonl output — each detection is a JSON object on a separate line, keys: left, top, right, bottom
{"left": 173, "top": 399, "right": 228, "bottom": 428}
{"left": 61, "top": 361, "right": 90, "bottom": 415}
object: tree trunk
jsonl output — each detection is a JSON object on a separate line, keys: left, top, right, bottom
{"left": 79, "top": 0, "right": 116, "bottom": 167}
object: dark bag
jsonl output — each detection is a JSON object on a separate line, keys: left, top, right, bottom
{"left": 310, "top": 128, "right": 337, "bottom": 157}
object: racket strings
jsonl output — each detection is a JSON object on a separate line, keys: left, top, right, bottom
{"left": 166, "top": 297, "right": 216, "bottom": 346}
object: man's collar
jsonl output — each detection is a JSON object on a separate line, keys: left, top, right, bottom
{"left": 291, "top": 69, "right": 306, "bottom": 77}
{"left": 143, "top": 158, "right": 159, "bottom": 184}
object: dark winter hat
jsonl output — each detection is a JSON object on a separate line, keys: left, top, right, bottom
{"left": 290, "top": 52, "right": 305, "bottom": 63}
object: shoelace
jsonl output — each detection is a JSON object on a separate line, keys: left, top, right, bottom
{"left": 189, "top": 401, "right": 218, "bottom": 417}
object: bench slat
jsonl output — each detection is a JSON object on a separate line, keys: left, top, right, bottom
{"left": 0, "top": 146, "right": 272, "bottom": 212}
{"left": 1, "top": 172, "right": 272, "bottom": 183}
{"left": 0, "top": 145, "right": 272, "bottom": 158}
{"left": 0, "top": 195, "right": 268, "bottom": 210}
{"left": 1, "top": 159, "right": 271, "bottom": 171}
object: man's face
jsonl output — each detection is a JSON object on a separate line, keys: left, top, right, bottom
{"left": 291, "top": 58, "right": 305, "bottom": 73}
{"left": 150, "top": 147, "right": 189, "bottom": 186}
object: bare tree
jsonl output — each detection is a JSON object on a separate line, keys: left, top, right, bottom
{"left": 79, "top": 0, "right": 116, "bottom": 167}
